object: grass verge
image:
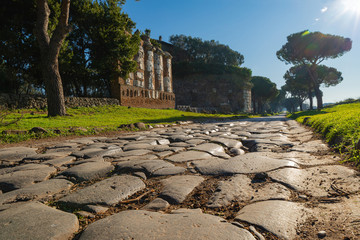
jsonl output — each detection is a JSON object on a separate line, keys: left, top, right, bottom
{"left": 0, "top": 105, "right": 253, "bottom": 144}
{"left": 288, "top": 102, "right": 360, "bottom": 165}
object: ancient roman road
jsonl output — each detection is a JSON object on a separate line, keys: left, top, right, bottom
{"left": 0, "top": 115, "right": 359, "bottom": 240}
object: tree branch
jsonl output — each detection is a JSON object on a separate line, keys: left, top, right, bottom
{"left": 35, "top": 0, "right": 51, "bottom": 49}
{"left": 49, "top": 0, "right": 71, "bottom": 58}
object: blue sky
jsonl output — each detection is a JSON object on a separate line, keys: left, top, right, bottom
{"left": 123, "top": 0, "right": 360, "bottom": 103}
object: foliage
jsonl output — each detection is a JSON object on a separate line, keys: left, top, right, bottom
{"left": 0, "top": 0, "right": 140, "bottom": 97}
{"left": 289, "top": 103, "right": 360, "bottom": 164}
{"left": 277, "top": 30, "right": 351, "bottom": 109}
{"left": 169, "top": 34, "right": 244, "bottom": 67}
{"left": 0, "top": 105, "right": 254, "bottom": 143}
{"left": 251, "top": 76, "right": 279, "bottom": 113}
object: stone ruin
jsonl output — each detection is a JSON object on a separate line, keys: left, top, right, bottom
{"left": 111, "top": 37, "right": 175, "bottom": 109}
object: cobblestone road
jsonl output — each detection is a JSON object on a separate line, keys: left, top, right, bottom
{"left": 0, "top": 115, "right": 359, "bottom": 239}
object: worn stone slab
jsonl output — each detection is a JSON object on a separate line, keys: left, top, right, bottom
{"left": 186, "top": 138, "right": 206, "bottom": 145}
{"left": 0, "top": 164, "right": 57, "bottom": 192}
{"left": 0, "top": 201, "right": 79, "bottom": 240}
{"left": 71, "top": 147, "right": 123, "bottom": 158}
{"left": 60, "top": 161, "right": 114, "bottom": 182}
{"left": 165, "top": 151, "right": 213, "bottom": 163}
{"left": 112, "top": 154, "right": 158, "bottom": 162}
{"left": 23, "top": 151, "right": 72, "bottom": 162}
{"left": 0, "top": 147, "right": 38, "bottom": 167}
{"left": 142, "top": 197, "right": 170, "bottom": 211}
{"left": 194, "top": 153, "right": 299, "bottom": 175}
{"left": 210, "top": 137, "right": 243, "bottom": 149}
{"left": 117, "top": 159, "right": 177, "bottom": 176}
{"left": 160, "top": 175, "right": 204, "bottom": 204}
{"left": 0, "top": 179, "right": 73, "bottom": 205}
{"left": 42, "top": 156, "right": 76, "bottom": 167}
{"left": 248, "top": 151, "right": 338, "bottom": 166}
{"left": 268, "top": 165, "right": 360, "bottom": 197}
{"left": 152, "top": 166, "right": 186, "bottom": 176}
{"left": 80, "top": 208, "right": 255, "bottom": 240}
{"left": 68, "top": 138, "right": 95, "bottom": 144}
{"left": 108, "top": 149, "right": 153, "bottom": 158}
{"left": 299, "top": 194, "right": 360, "bottom": 239}
{"left": 123, "top": 143, "right": 155, "bottom": 151}
{"left": 168, "top": 134, "right": 193, "bottom": 142}
{"left": 235, "top": 200, "right": 308, "bottom": 240}
{"left": 291, "top": 140, "right": 329, "bottom": 153}
{"left": 190, "top": 143, "right": 230, "bottom": 158}
{"left": 207, "top": 175, "right": 292, "bottom": 208}
{"left": 117, "top": 134, "right": 143, "bottom": 141}
{"left": 58, "top": 175, "right": 145, "bottom": 206}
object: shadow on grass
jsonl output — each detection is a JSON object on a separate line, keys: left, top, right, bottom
{"left": 288, "top": 110, "right": 328, "bottom": 120}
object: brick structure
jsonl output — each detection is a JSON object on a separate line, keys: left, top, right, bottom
{"left": 111, "top": 37, "right": 175, "bottom": 109}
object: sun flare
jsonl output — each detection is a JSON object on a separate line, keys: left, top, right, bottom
{"left": 340, "top": 0, "right": 360, "bottom": 15}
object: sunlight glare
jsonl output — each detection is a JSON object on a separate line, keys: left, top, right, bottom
{"left": 340, "top": 0, "right": 360, "bottom": 15}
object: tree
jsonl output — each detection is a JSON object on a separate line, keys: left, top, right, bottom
{"left": 251, "top": 76, "right": 279, "bottom": 114}
{"left": 169, "top": 34, "right": 244, "bottom": 66}
{"left": 35, "top": 0, "right": 71, "bottom": 116}
{"left": 277, "top": 30, "right": 352, "bottom": 109}
{"left": 61, "top": 0, "right": 140, "bottom": 97}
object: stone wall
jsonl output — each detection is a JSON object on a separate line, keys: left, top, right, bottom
{"left": 173, "top": 73, "right": 252, "bottom": 113}
{"left": 0, "top": 94, "right": 119, "bottom": 109}
{"left": 111, "top": 36, "right": 175, "bottom": 109}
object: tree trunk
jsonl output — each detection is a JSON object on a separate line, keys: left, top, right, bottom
{"left": 314, "top": 86, "right": 323, "bottom": 110}
{"left": 308, "top": 90, "right": 313, "bottom": 110}
{"left": 35, "top": 0, "right": 70, "bottom": 116}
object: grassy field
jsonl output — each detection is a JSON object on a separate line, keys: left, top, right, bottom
{"left": 0, "top": 105, "right": 252, "bottom": 143}
{"left": 289, "top": 102, "right": 360, "bottom": 164}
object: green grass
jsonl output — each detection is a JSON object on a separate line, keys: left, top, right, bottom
{"left": 288, "top": 102, "right": 360, "bottom": 164}
{"left": 0, "top": 105, "right": 252, "bottom": 143}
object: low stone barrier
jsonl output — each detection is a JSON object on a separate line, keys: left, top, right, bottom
{"left": 0, "top": 94, "right": 119, "bottom": 109}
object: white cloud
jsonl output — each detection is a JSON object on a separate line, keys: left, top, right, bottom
{"left": 321, "top": 6, "right": 328, "bottom": 13}
{"left": 315, "top": 18, "right": 320, "bottom": 21}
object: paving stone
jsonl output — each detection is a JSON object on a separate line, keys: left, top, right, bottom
{"left": 0, "top": 179, "right": 73, "bottom": 205}
{"left": 0, "top": 201, "right": 79, "bottom": 240}
{"left": 268, "top": 165, "right": 360, "bottom": 197}
{"left": 152, "top": 166, "right": 186, "bottom": 176}
{"left": 235, "top": 200, "right": 308, "bottom": 240}
{"left": 23, "top": 151, "right": 72, "bottom": 163}
{"left": 154, "top": 151, "right": 174, "bottom": 158}
{"left": 117, "top": 159, "right": 176, "bottom": 176}
{"left": 190, "top": 143, "right": 230, "bottom": 158}
{"left": 230, "top": 148, "right": 245, "bottom": 155}
{"left": 193, "top": 153, "right": 299, "bottom": 175}
{"left": 71, "top": 147, "right": 123, "bottom": 158}
{"left": 47, "top": 142, "right": 79, "bottom": 149}
{"left": 112, "top": 154, "right": 158, "bottom": 162}
{"left": 165, "top": 150, "right": 213, "bottom": 163}
{"left": 168, "top": 134, "right": 193, "bottom": 142}
{"left": 142, "top": 197, "right": 170, "bottom": 211}
{"left": 0, "top": 164, "right": 57, "bottom": 192}
{"left": 152, "top": 145, "right": 171, "bottom": 152}
{"left": 157, "top": 138, "right": 171, "bottom": 145}
{"left": 291, "top": 140, "right": 329, "bottom": 153}
{"left": 0, "top": 147, "right": 37, "bottom": 167}
{"left": 42, "top": 156, "right": 76, "bottom": 167}
{"left": 117, "top": 134, "right": 143, "bottom": 141}
{"left": 123, "top": 143, "right": 154, "bottom": 151}
{"left": 210, "top": 137, "right": 243, "bottom": 148}
{"left": 84, "top": 205, "right": 109, "bottom": 214}
{"left": 60, "top": 161, "right": 114, "bottom": 182}
{"left": 169, "top": 142, "right": 193, "bottom": 147}
{"left": 160, "top": 175, "right": 204, "bottom": 204}
{"left": 58, "top": 175, "right": 145, "bottom": 206}
{"left": 108, "top": 149, "right": 153, "bottom": 158}
{"left": 80, "top": 208, "right": 255, "bottom": 240}
{"left": 186, "top": 138, "right": 206, "bottom": 145}
{"left": 68, "top": 138, "right": 95, "bottom": 144}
